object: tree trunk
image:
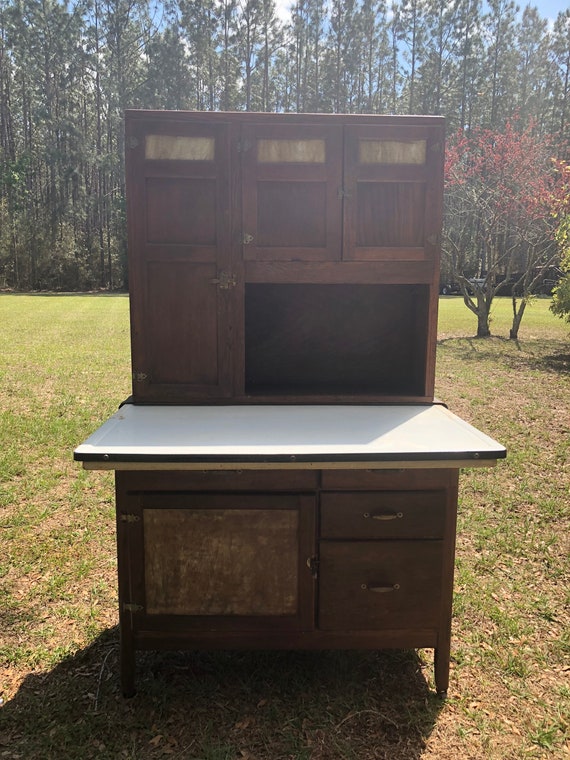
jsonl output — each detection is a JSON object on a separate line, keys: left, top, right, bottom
{"left": 509, "top": 297, "right": 526, "bottom": 339}
{"left": 477, "top": 312, "right": 491, "bottom": 337}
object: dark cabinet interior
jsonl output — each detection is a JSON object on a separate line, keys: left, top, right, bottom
{"left": 244, "top": 283, "right": 429, "bottom": 396}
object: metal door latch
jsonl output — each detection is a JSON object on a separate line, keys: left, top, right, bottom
{"left": 210, "top": 271, "right": 237, "bottom": 289}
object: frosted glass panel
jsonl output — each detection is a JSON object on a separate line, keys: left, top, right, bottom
{"left": 258, "top": 139, "right": 325, "bottom": 163}
{"left": 144, "top": 508, "right": 299, "bottom": 615}
{"left": 359, "top": 140, "right": 426, "bottom": 165}
{"left": 145, "top": 135, "right": 215, "bottom": 161}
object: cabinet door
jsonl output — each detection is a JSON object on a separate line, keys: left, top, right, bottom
{"left": 241, "top": 123, "right": 343, "bottom": 261}
{"left": 125, "top": 493, "right": 316, "bottom": 631}
{"left": 126, "top": 118, "right": 234, "bottom": 401}
{"left": 343, "top": 124, "right": 444, "bottom": 262}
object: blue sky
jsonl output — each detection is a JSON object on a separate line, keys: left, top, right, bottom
{"left": 536, "top": 0, "right": 568, "bottom": 23}
{"left": 274, "top": 1, "right": 569, "bottom": 25}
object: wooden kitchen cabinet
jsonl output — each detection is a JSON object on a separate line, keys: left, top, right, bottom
{"left": 75, "top": 111, "right": 505, "bottom": 699}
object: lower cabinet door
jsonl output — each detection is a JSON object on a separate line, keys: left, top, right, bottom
{"left": 133, "top": 492, "right": 316, "bottom": 631}
{"left": 318, "top": 541, "right": 443, "bottom": 630}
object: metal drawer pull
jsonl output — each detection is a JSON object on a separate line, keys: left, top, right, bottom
{"left": 362, "top": 511, "right": 404, "bottom": 520}
{"left": 361, "top": 583, "right": 400, "bottom": 593}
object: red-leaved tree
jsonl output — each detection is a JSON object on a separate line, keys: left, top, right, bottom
{"left": 443, "top": 120, "right": 568, "bottom": 338}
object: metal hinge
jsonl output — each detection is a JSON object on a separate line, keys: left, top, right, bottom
{"left": 306, "top": 556, "right": 319, "bottom": 579}
{"left": 426, "top": 234, "right": 439, "bottom": 246}
{"left": 123, "top": 603, "right": 143, "bottom": 614}
{"left": 132, "top": 371, "right": 148, "bottom": 382}
{"left": 237, "top": 139, "right": 252, "bottom": 153}
{"left": 337, "top": 187, "right": 352, "bottom": 198}
{"left": 242, "top": 233, "right": 254, "bottom": 246}
{"left": 210, "top": 270, "right": 237, "bottom": 289}
{"left": 129, "top": 137, "right": 139, "bottom": 149}
{"left": 120, "top": 513, "right": 140, "bottom": 523}
{"left": 430, "top": 141, "right": 442, "bottom": 153}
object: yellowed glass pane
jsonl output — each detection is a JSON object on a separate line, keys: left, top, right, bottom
{"left": 258, "top": 139, "right": 325, "bottom": 163}
{"left": 145, "top": 135, "right": 215, "bottom": 161}
{"left": 359, "top": 139, "right": 426, "bottom": 165}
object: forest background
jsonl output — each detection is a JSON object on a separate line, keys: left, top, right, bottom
{"left": 0, "top": 0, "right": 570, "bottom": 298}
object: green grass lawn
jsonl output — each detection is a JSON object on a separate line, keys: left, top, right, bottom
{"left": 437, "top": 293, "right": 568, "bottom": 337}
{"left": 0, "top": 293, "right": 568, "bottom": 759}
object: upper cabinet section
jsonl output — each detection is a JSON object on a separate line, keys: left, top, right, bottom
{"left": 130, "top": 120, "right": 230, "bottom": 258}
{"left": 239, "top": 118, "right": 444, "bottom": 265}
{"left": 125, "top": 111, "right": 445, "bottom": 404}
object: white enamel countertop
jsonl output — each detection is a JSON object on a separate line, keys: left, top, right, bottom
{"left": 74, "top": 404, "right": 506, "bottom": 470}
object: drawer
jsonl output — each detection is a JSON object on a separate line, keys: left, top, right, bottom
{"left": 119, "top": 469, "right": 319, "bottom": 492}
{"left": 318, "top": 541, "right": 442, "bottom": 630}
{"left": 320, "top": 491, "right": 445, "bottom": 539}
{"left": 321, "top": 469, "right": 453, "bottom": 491}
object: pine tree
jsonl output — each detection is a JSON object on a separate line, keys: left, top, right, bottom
{"left": 482, "top": 0, "right": 519, "bottom": 128}
{"left": 550, "top": 10, "right": 570, "bottom": 141}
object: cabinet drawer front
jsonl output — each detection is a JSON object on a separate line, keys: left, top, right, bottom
{"left": 321, "top": 469, "right": 452, "bottom": 490}
{"left": 318, "top": 541, "right": 442, "bottom": 630}
{"left": 121, "top": 469, "right": 318, "bottom": 492}
{"left": 320, "top": 492, "right": 445, "bottom": 538}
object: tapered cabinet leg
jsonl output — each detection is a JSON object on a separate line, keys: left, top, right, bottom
{"left": 434, "top": 644, "right": 450, "bottom": 698}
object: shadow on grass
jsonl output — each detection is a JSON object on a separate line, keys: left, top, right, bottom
{"left": 542, "top": 353, "right": 570, "bottom": 373}
{"left": 1, "top": 628, "right": 444, "bottom": 760}
{"left": 438, "top": 336, "right": 570, "bottom": 375}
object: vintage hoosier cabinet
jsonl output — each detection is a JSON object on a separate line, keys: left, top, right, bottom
{"left": 75, "top": 111, "right": 505, "bottom": 697}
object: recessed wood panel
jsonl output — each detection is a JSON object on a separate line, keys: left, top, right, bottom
{"left": 257, "top": 139, "right": 325, "bottom": 163}
{"left": 359, "top": 140, "right": 426, "bottom": 165}
{"left": 356, "top": 182, "right": 425, "bottom": 247}
{"left": 143, "top": 508, "right": 299, "bottom": 616}
{"left": 145, "top": 135, "right": 215, "bottom": 161}
{"left": 257, "top": 181, "right": 327, "bottom": 248}
{"left": 146, "top": 178, "right": 217, "bottom": 245}
{"left": 145, "top": 262, "right": 219, "bottom": 385}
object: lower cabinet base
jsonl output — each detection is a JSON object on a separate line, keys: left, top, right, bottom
{"left": 115, "top": 468, "right": 459, "bottom": 700}
{"left": 119, "top": 631, "right": 450, "bottom": 699}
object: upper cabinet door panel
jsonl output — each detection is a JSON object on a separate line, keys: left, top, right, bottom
{"left": 343, "top": 125, "right": 444, "bottom": 262}
{"left": 241, "top": 124, "right": 343, "bottom": 262}
{"left": 127, "top": 120, "right": 231, "bottom": 262}
{"left": 126, "top": 118, "right": 233, "bottom": 401}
